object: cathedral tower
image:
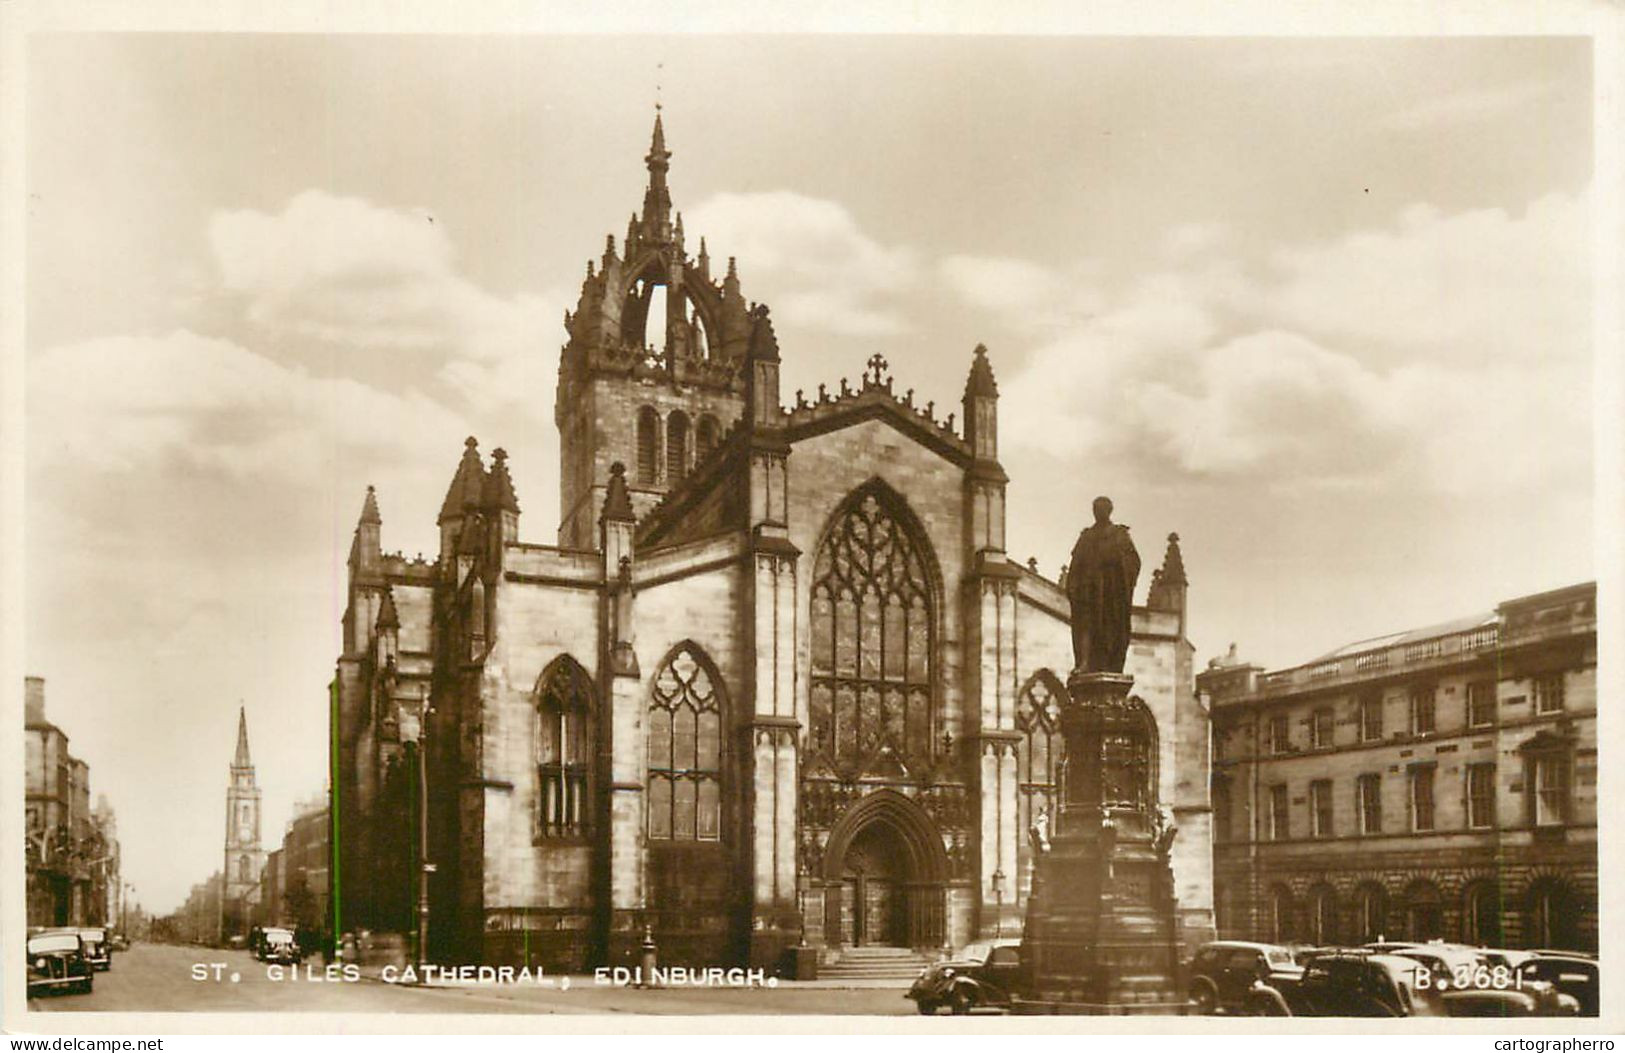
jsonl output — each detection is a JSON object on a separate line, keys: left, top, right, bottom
{"left": 223, "top": 706, "right": 264, "bottom": 938}
{"left": 554, "top": 112, "right": 757, "bottom": 548}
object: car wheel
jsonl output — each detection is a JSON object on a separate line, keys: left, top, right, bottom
{"left": 950, "top": 988, "right": 975, "bottom": 1015}
{"left": 1190, "top": 982, "right": 1218, "bottom": 1015}
{"left": 915, "top": 1000, "right": 938, "bottom": 1015}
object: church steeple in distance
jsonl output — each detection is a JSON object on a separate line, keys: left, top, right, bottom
{"left": 232, "top": 705, "right": 252, "bottom": 769}
{"left": 222, "top": 704, "right": 264, "bottom": 939}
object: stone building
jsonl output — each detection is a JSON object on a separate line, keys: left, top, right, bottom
{"left": 332, "top": 115, "right": 1215, "bottom": 971}
{"left": 24, "top": 676, "right": 119, "bottom": 928}
{"left": 258, "top": 795, "right": 329, "bottom": 932}
{"left": 222, "top": 707, "right": 265, "bottom": 940}
{"left": 1201, "top": 582, "right": 1598, "bottom": 953}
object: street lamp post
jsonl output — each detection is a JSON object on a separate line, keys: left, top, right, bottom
{"left": 991, "top": 869, "right": 1006, "bottom": 938}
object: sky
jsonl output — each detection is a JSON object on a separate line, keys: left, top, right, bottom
{"left": 19, "top": 33, "right": 1596, "bottom": 914}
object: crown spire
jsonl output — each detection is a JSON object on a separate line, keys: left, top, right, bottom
{"left": 641, "top": 110, "right": 673, "bottom": 239}
{"left": 233, "top": 706, "right": 252, "bottom": 769}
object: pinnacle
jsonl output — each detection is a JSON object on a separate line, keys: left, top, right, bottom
{"left": 359, "top": 485, "right": 381, "bottom": 526}
{"left": 438, "top": 437, "right": 488, "bottom": 524}
{"left": 964, "top": 343, "right": 999, "bottom": 398}
{"left": 377, "top": 586, "right": 400, "bottom": 631}
{"left": 483, "top": 447, "right": 521, "bottom": 514}
{"left": 601, "top": 461, "right": 636, "bottom": 523}
{"left": 233, "top": 706, "right": 252, "bottom": 769}
{"left": 1160, "top": 531, "right": 1188, "bottom": 586}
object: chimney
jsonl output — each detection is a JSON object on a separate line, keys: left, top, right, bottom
{"left": 25, "top": 676, "right": 45, "bottom": 724}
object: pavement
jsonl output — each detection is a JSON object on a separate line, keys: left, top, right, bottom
{"left": 23, "top": 942, "right": 918, "bottom": 1016}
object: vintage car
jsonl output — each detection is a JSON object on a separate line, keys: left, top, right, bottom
{"left": 906, "top": 938, "right": 1025, "bottom": 1015}
{"left": 1248, "top": 950, "right": 1578, "bottom": 1018}
{"left": 256, "top": 927, "right": 303, "bottom": 965}
{"left": 27, "top": 931, "right": 94, "bottom": 997}
{"left": 78, "top": 927, "right": 112, "bottom": 971}
{"left": 1187, "top": 941, "right": 1303, "bottom": 1014}
{"left": 1517, "top": 954, "right": 1597, "bottom": 1017}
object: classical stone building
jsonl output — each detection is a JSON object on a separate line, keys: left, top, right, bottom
{"left": 332, "top": 115, "right": 1214, "bottom": 971}
{"left": 24, "top": 676, "right": 119, "bottom": 929}
{"left": 222, "top": 707, "right": 265, "bottom": 940}
{"left": 1201, "top": 582, "right": 1598, "bottom": 953}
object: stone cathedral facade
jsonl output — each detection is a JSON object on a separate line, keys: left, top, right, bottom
{"left": 332, "top": 116, "right": 1215, "bottom": 970}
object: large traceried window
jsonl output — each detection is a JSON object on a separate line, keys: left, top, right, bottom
{"left": 536, "top": 656, "right": 593, "bottom": 839}
{"left": 1016, "top": 672, "right": 1064, "bottom": 886}
{"left": 808, "top": 487, "right": 936, "bottom": 771}
{"left": 648, "top": 645, "right": 722, "bottom": 841}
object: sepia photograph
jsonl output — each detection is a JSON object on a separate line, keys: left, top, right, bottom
{"left": 4, "top": 4, "right": 1617, "bottom": 1035}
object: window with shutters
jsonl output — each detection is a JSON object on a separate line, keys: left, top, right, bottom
{"left": 647, "top": 644, "right": 723, "bottom": 841}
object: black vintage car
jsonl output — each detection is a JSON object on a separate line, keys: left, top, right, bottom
{"left": 1518, "top": 955, "right": 1598, "bottom": 1017}
{"left": 256, "top": 927, "right": 303, "bottom": 965}
{"left": 1187, "top": 941, "right": 1303, "bottom": 1014}
{"left": 1247, "top": 950, "right": 1578, "bottom": 1018}
{"left": 906, "top": 939, "right": 1025, "bottom": 1015}
{"left": 78, "top": 927, "right": 112, "bottom": 971}
{"left": 27, "top": 931, "right": 94, "bottom": 997}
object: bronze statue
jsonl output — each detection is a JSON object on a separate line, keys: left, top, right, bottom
{"left": 1067, "top": 496, "right": 1142, "bottom": 674}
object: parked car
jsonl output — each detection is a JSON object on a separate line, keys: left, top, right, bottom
{"left": 1246, "top": 952, "right": 1431, "bottom": 1017}
{"left": 907, "top": 939, "right": 1025, "bottom": 1015}
{"left": 27, "top": 931, "right": 94, "bottom": 997}
{"left": 76, "top": 927, "right": 111, "bottom": 971}
{"left": 1518, "top": 954, "right": 1597, "bottom": 1017}
{"left": 1187, "top": 941, "right": 1303, "bottom": 1015}
{"left": 256, "top": 927, "right": 303, "bottom": 965}
{"left": 109, "top": 932, "right": 131, "bottom": 952}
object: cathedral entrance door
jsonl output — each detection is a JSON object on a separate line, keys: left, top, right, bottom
{"left": 843, "top": 823, "right": 904, "bottom": 946}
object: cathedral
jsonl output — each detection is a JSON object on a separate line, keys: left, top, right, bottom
{"left": 332, "top": 115, "right": 1215, "bottom": 971}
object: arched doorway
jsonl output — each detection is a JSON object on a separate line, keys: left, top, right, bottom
{"left": 821, "top": 790, "right": 949, "bottom": 950}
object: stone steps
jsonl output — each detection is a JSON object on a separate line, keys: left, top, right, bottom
{"left": 820, "top": 946, "right": 936, "bottom": 980}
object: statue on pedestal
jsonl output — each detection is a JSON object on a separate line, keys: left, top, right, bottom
{"left": 1067, "top": 497, "right": 1142, "bottom": 675}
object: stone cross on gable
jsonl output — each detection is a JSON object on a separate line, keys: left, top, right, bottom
{"left": 865, "top": 353, "right": 890, "bottom": 386}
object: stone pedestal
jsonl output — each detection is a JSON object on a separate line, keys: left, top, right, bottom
{"left": 1014, "top": 671, "right": 1186, "bottom": 1015}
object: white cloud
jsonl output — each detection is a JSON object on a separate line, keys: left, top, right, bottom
{"left": 686, "top": 191, "right": 918, "bottom": 337}
{"left": 994, "top": 193, "right": 1590, "bottom": 496}
{"left": 209, "top": 190, "right": 546, "bottom": 362}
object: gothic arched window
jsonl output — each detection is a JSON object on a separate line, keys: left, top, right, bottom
{"left": 648, "top": 644, "right": 723, "bottom": 841}
{"left": 636, "top": 407, "right": 660, "bottom": 485}
{"left": 666, "top": 411, "right": 690, "bottom": 484}
{"left": 808, "top": 485, "right": 936, "bottom": 772}
{"left": 536, "top": 656, "right": 594, "bottom": 838}
{"left": 696, "top": 415, "right": 720, "bottom": 461}
{"left": 1016, "top": 671, "right": 1064, "bottom": 894}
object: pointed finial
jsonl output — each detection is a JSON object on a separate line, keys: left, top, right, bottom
{"left": 602, "top": 461, "right": 636, "bottom": 523}
{"left": 359, "top": 485, "right": 381, "bottom": 526}
{"left": 1160, "top": 531, "right": 1188, "bottom": 586}
{"left": 964, "top": 343, "right": 998, "bottom": 398}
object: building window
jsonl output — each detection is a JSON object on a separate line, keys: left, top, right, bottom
{"left": 1269, "top": 885, "right": 1296, "bottom": 943}
{"left": 1463, "top": 880, "right": 1503, "bottom": 946}
{"left": 1309, "top": 885, "right": 1339, "bottom": 945}
{"left": 1268, "top": 784, "right": 1290, "bottom": 841}
{"left": 1409, "top": 765, "right": 1436, "bottom": 831}
{"left": 1354, "top": 882, "right": 1388, "bottom": 943}
{"left": 635, "top": 407, "right": 660, "bottom": 485}
{"left": 808, "top": 486, "right": 936, "bottom": 770}
{"left": 695, "top": 414, "right": 720, "bottom": 461}
{"left": 1016, "top": 672, "right": 1064, "bottom": 879}
{"left": 1525, "top": 879, "right": 1581, "bottom": 950}
{"left": 1533, "top": 674, "right": 1565, "bottom": 714}
{"left": 536, "top": 656, "right": 594, "bottom": 838}
{"left": 1360, "top": 693, "right": 1384, "bottom": 742}
{"left": 1268, "top": 713, "right": 1290, "bottom": 755}
{"left": 1310, "top": 779, "right": 1333, "bottom": 838}
{"left": 1467, "top": 681, "right": 1497, "bottom": 728}
{"left": 1311, "top": 708, "right": 1334, "bottom": 750}
{"left": 1409, "top": 686, "right": 1436, "bottom": 735}
{"left": 1405, "top": 880, "right": 1444, "bottom": 941}
{"left": 1357, "top": 773, "right": 1382, "bottom": 835}
{"left": 665, "top": 410, "right": 690, "bottom": 484}
{"left": 1532, "top": 755, "right": 1570, "bottom": 827}
{"left": 648, "top": 644, "right": 724, "bottom": 841}
{"left": 1467, "top": 762, "right": 1497, "bottom": 829}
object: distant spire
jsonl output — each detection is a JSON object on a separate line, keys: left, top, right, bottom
{"left": 1160, "top": 532, "right": 1188, "bottom": 587}
{"left": 642, "top": 110, "right": 673, "bottom": 237}
{"left": 233, "top": 706, "right": 252, "bottom": 769}
{"left": 438, "top": 436, "right": 487, "bottom": 524}
{"left": 358, "top": 485, "right": 381, "bottom": 526}
{"left": 601, "top": 461, "right": 636, "bottom": 523}
{"left": 964, "top": 343, "right": 998, "bottom": 398}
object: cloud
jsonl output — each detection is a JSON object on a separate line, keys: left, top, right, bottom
{"left": 992, "top": 193, "right": 1590, "bottom": 496}
{"left": 1379, "top": 78, "right": 1559, "bottom": 133}
{"left": 686, "top": 191, "right": 918, "bottom": 337}
{"left": 209, "top": 190, "right": 547, "bottom": 362}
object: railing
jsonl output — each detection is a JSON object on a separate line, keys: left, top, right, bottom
{"left": 1250, "top": 626, "right": 1502, "bottom": 696}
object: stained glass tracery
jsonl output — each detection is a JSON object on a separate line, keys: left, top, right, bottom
{"left": 809, "top": 490, "right": 935, "bottom": 770}
{"left": 648, "top": 645, "right": 722, "bottom": 841}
